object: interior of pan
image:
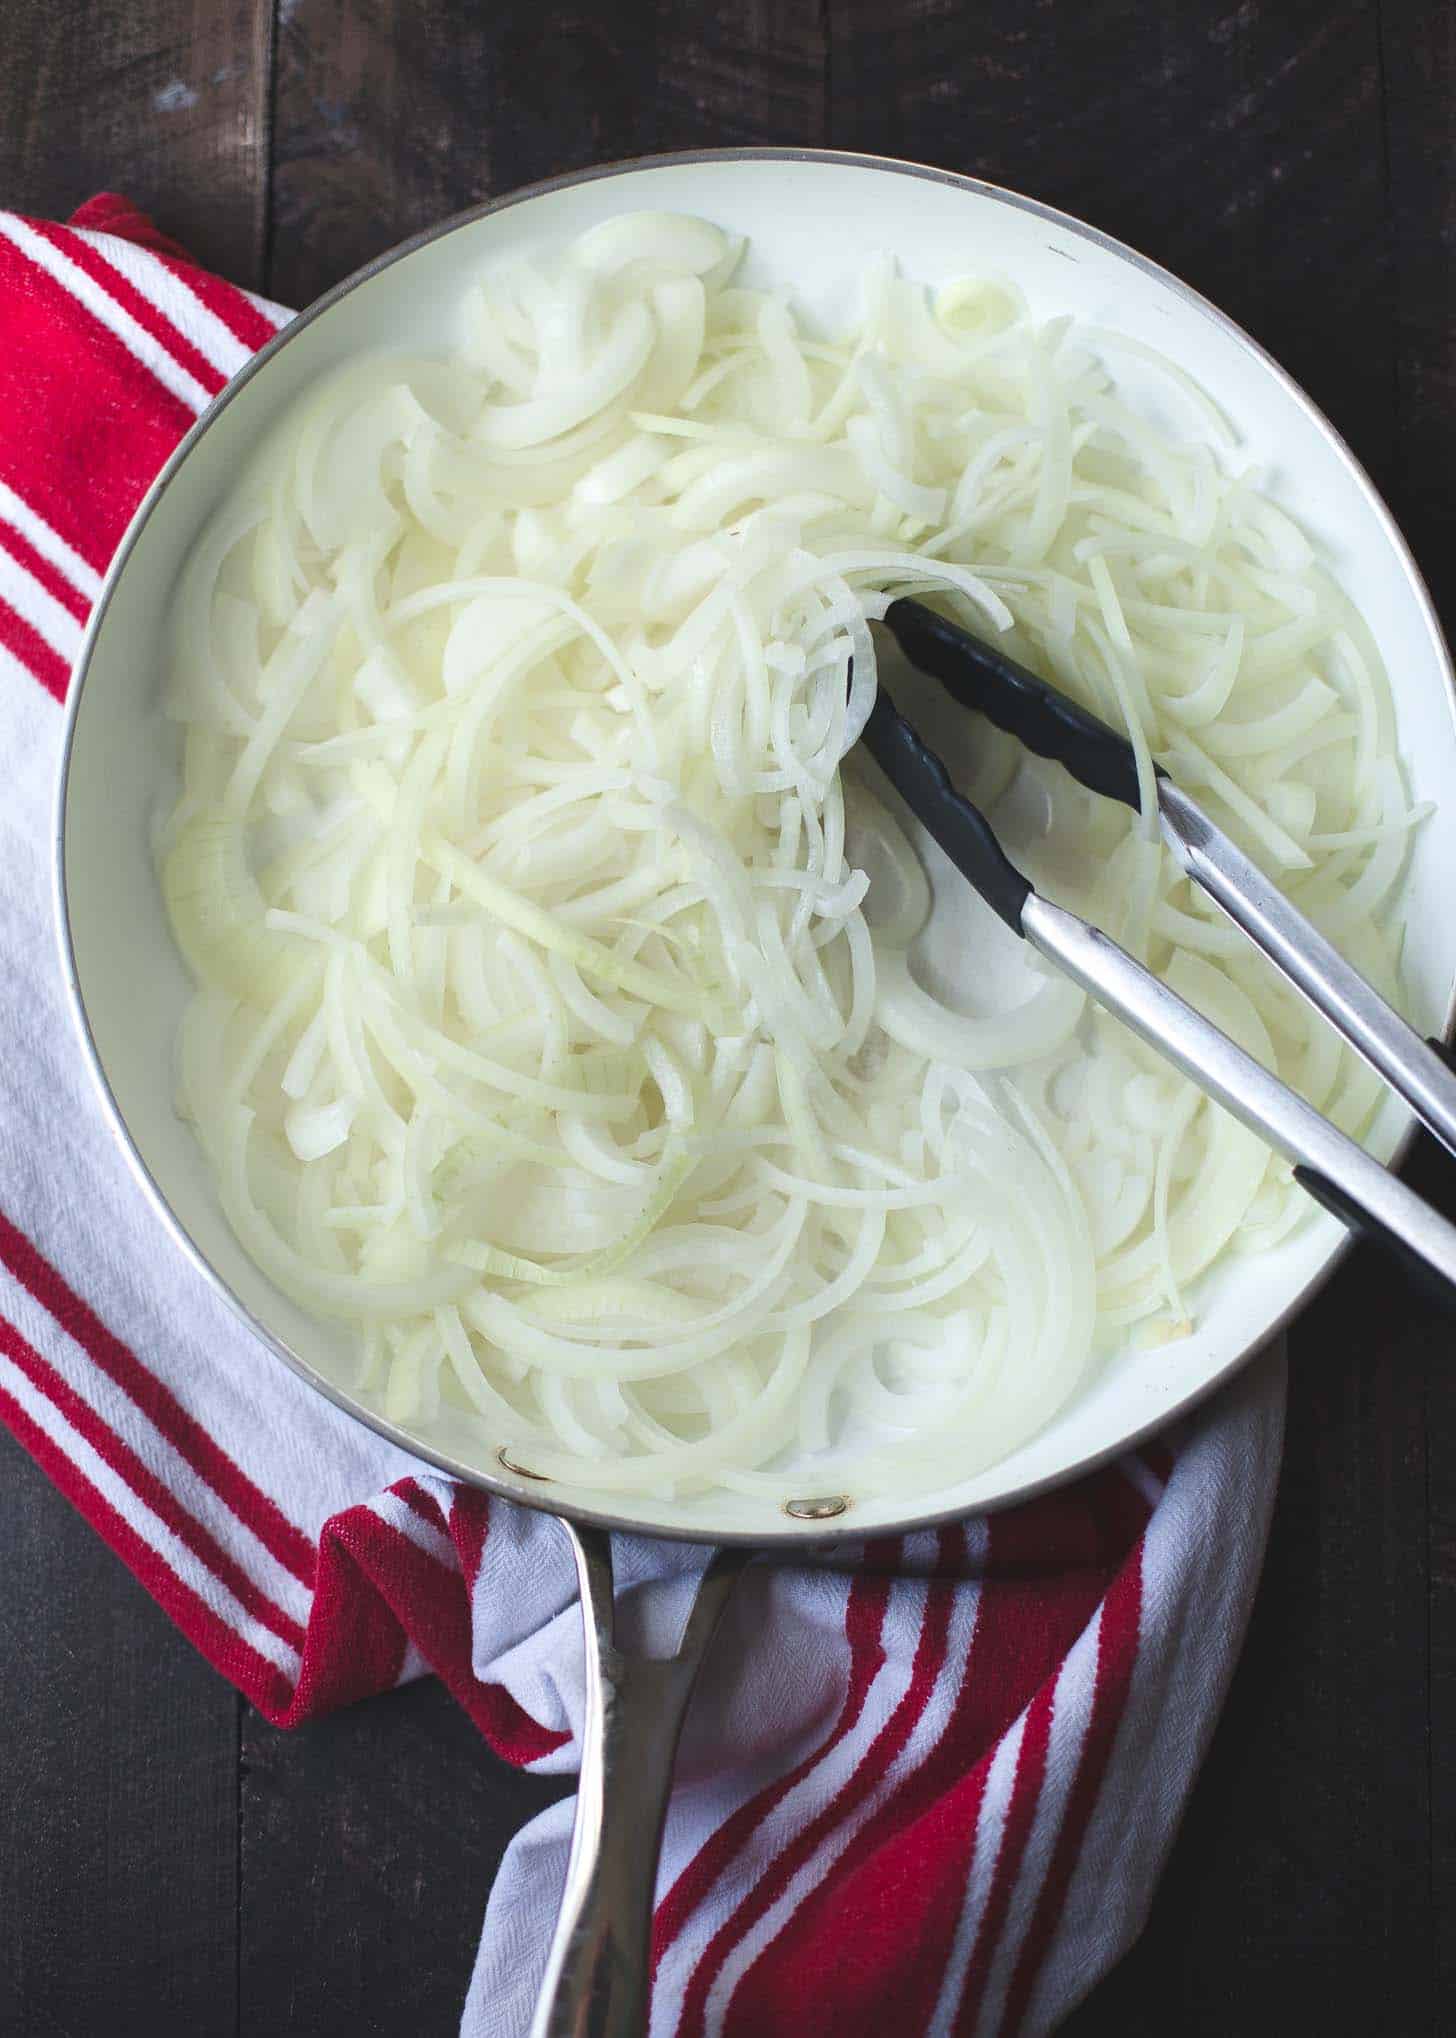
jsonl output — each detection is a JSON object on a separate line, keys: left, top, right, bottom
{"left": 57, "top": 151, "right": 1456, "bottom": 1547}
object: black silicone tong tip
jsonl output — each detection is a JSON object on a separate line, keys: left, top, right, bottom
{"left": 859, "top": 688, "right": 1031, "bottom": 933}
{"left": 883, "top": 597, "right": 1149, "bottom": 812}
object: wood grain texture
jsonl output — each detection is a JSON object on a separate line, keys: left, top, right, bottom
{"left": 1383, "top": 0, "right": 1456, "bottom": 607}
{"left": 0, "top": 0, "right": 270, "bottom": 285}
{"left": 267, "top": 0, "right": 494, "bottom": 308}
{"left": 1384, "top": 15, "right": 1456, "bottom": 2020}
{"left": 0, "top": 1427, "right": 239, "bottom": 2037}
{"left": 267, "top": 0, "right": 827, "bottom": 308}
{"left": 0, "top": 7, "right": 264, "bottom": 2034}
{"left": 830, "top": 1, "right": 1394, "bottom": 453}
{"left": 240, "top": 1680, "right": 567, "bottom": 2038}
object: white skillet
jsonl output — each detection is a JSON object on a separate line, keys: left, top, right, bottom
{"left": 55, "top": 152, "right": 1456, "bottom": 2035}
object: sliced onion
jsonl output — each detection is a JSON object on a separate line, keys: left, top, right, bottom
{"left": 160, "top": 207, "right": 1414, "bottom": 1502}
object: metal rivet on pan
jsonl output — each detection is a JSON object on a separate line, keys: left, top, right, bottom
{"left": 498, "top": 1445, "right": 550, "bottom": 1482}
{"left": 784, "top": 1495, "right": 849, "bottom": 1520}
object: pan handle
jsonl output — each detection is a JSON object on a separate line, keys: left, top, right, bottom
{"left": 530, "top": 1522, "right": 749, "bottom": 2038}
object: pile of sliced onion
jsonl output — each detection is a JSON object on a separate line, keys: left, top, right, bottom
{"left": 159, "top": 211, "right": 1424, "bottom": 1498}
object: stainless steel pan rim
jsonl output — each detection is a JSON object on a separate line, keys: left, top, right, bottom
{"left": 53, "top": 146, "right": 1456, "bottom": 1555}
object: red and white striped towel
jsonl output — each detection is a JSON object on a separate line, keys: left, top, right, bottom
{"left": 0, "top": 193, "right": 1285, "bottom": 2037}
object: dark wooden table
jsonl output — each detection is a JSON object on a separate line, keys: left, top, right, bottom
{"left": 3, "top": 3, "right": 1454, "bottom": 2031}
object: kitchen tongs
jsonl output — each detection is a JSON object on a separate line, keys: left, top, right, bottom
{"left": 859, "top": 598, "right": 1456, "bottom": 1299}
